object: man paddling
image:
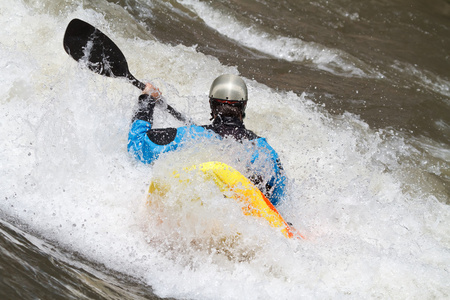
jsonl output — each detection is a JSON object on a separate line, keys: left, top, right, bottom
{"left": 128, "top": 74, "right": 287, "bottom": 206}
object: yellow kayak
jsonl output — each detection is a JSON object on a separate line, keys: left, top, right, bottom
{"left": 148, "top": 161, "right": 302, "bottom": 239}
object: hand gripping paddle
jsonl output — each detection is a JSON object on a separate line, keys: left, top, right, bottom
{"left": 63, "top": 18, "right": 190, "bottom": 124}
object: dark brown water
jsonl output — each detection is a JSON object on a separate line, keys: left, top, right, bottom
{"left": 0, "top": 219, "right": 163, "bottom": 300}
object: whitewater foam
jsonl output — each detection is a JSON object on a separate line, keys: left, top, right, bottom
{"left": 1, "top": 1, "right": 449, "bottom": 299}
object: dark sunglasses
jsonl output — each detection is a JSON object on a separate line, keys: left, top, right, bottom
{"left": 210, "top": 98, "right": 247, "bottom": 107}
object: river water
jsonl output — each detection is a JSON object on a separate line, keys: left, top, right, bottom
{"left": 1, "top": 0, "right": 449, "bottom": 299}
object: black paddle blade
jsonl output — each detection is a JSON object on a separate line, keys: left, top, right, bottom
{"left": 63, "top": 19, "right": 190, "bottom": 124}
{"left": 63, "top": 19, "right": 141, "bottom": 86}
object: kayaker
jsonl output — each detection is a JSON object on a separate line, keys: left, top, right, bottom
{"left": 128, "top": 74, "right": 287, "bottom": 206}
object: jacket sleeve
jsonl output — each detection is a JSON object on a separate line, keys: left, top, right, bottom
{"left": 128, "top": 119, "right": 182, "bottom": 164}
{"left": 254, "top": 138, "right": 287, "bottom": 206}
{"left": 132, "top": 94, "right": 157, "bottom": 123}
{"left": 267, "top": 157, "right": 287, "bottom": 206}
{"left": 128, "top": 122, "right": 218, "bottom": 164}
{"left": 128, "top": 94, "right": 179, "bottom": 163}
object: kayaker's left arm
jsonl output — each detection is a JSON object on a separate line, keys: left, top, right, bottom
{"left": 128, "top": 83, "right": 180, "bottom": 163}
{"left": 131, "top": 83, "right": 161, "bottom": 124}
{"left": 128, "top": 83, "right": 214, "bottom": 164}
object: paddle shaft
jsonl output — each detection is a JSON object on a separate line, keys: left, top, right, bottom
{"left": 63, "top": 19, "right": 190, "bottom": 124}
{"left": 132, "top": 78, "right": 188, "bottom": 123}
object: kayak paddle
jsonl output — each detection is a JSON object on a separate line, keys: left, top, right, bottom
{"left": 63, "top": 18, "right": 190, "bottom": 124}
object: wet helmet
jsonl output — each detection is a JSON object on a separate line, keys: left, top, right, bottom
{"left": 209, "top": 74, "right": 248, "bottom": 101}
{"left": 209, "top": 74, "right": 248, "bottom": 118}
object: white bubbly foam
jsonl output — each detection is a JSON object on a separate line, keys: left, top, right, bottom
{"left": 391, "top": 60, "right": 450, "bottom": 99}
{"left": 1, "top": 1, "right": 449, "bottom": 299}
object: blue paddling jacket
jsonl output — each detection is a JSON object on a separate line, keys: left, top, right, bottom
{"left": 128, "top": 94, "right": 287, "bottom": 206}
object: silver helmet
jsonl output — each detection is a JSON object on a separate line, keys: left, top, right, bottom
{"left": 209, "top": 74, "right": 248, "bottom": 102}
